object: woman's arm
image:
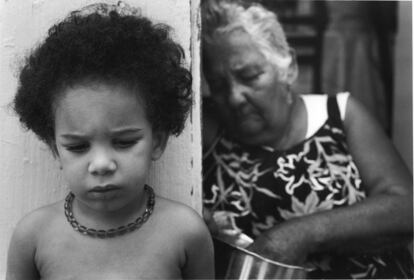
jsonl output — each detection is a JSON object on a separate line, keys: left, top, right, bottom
{"left": 248, "top": 96, "right": 413, "bottom": 265}
{"left": 6, "top": 214, "right": 40, "bottom": 280}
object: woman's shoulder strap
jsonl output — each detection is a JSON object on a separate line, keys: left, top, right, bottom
{"left": 301, "top": 94, "right": 328, "bottom": 138}
{"left": 327, "top": 92, "right": 350, "bottom": 124}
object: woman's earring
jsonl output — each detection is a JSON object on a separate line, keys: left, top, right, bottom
{"left": 286, "top": 86, "right": 293, "bottom": 105}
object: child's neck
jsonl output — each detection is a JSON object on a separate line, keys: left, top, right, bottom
{"left": 71, "top": 189, "right": 149, "bottom": 230}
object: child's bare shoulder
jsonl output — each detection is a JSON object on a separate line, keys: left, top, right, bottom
{"left": 155, "top": 196, "right": 204, "bottom": 229}
{"left": 154, "top": 196, "right": 212, "bottom": 240}
{"left": 153, "top": 196, "right": 214, "bottom": 278}
{"left": 7, "top": 201, "right": 64, "bottom": 278}
{"left": 11, "top": 201, "right": 62, "bottom": 242}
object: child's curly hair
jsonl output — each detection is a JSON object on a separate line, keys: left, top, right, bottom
{"left": 13, "top": 7, "right": 192, "bottom": 147}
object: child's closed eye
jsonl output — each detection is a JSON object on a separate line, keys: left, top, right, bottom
{"left": 63, "top": 143, "right": 90, "bottom": 153}
{"left": 113, "top": 139, "right": 140, "bottom": 149}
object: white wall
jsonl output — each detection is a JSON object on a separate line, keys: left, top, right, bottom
{"left": 392, "top": 1, "right": 413, "bottom": 173}
{"left": 0, "top": 0, "right": 201, "bottom": 276}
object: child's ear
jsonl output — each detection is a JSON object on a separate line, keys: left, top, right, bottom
{"left": 151, "top": 130, "right": 169, "bottom": 161}
{"left": 49, "top": 139, "right": 60, "bottom": 158}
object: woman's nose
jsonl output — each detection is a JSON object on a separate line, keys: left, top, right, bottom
{"left": 88, "top": 149, "right": 117, "bottom": 175}
{"left": 228, "top": 81, "right": 247, "bottom": 107}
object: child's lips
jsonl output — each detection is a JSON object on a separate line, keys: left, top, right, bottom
{"left": 89, "top": 185, "right": 120, "bottom": 193}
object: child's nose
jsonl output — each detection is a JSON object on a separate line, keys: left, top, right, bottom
{"left": 88, "top": 149, "right": 117, "bottom": 175}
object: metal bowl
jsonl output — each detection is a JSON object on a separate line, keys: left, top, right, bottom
{"left": 213, "top": 237, "right": 309, "bottom": 279}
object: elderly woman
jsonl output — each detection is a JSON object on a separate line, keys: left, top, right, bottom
{"left": 201, "top": 0, "right": 413, "bottom": 278}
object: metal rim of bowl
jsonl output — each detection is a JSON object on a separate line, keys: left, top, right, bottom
{"left": 217, "top": 237, "right": 314, "bottom": 272}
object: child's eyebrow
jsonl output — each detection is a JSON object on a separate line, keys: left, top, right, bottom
{"left": 58, "top": 133, "right": 86, "bottom": 140}
{"left": 58, "top": 128, "right": 143, "bottom": 139}
{"left": 110, "top": 128, "right": 143, "bottom": 135}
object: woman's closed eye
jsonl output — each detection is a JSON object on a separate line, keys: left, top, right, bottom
{"left": 239, "top": 71, "right": 262, "bottom": 83}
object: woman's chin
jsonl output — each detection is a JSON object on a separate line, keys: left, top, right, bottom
{"left": 232, "top": 122, "right": 267, "bottom": 143}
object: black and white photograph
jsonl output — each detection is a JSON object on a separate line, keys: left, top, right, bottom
{"left": 0, "top": 0, "right": 412, "bottom": 279}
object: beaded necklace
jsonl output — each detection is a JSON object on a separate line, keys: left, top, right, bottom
{"left": 64, "top": 185, "right": 155, "bottom": 238}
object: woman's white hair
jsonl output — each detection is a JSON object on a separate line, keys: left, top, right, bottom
{"left": 202, "top": 0, "right": 298, "bottom": 84}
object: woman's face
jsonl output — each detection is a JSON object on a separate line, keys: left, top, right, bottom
{"left": 204, "top": 29, "right": 291, "bottom": 145}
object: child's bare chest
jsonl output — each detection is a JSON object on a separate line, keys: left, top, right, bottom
{"left": 35, "top": 226, "right": 183, "bottom": 279}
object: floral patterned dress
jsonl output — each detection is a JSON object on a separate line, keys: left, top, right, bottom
{"left": 203, "top": 95, "right": 413, "bottom": 279}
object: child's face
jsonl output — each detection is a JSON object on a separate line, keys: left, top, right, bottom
{"left": 54, "top": 82, "right": 167, "bottom": 212}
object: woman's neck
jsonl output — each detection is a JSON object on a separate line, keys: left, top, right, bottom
{"left": 269, "top": 94, "right": 307, "bottom": 151}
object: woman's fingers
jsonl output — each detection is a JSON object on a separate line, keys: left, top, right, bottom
{"left": 203, "top": 208, "right": 219, "bottom": 235}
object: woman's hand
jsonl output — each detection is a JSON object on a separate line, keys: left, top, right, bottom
{"left": 202, "top": 208, "right": 219, "bottom": 236}
{"left": 246, "top": 219, "right": 312, "bottom": 266}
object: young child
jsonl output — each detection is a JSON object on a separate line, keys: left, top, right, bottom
{"left": 6, "top": 2, "right": 214, "bottom": 279}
